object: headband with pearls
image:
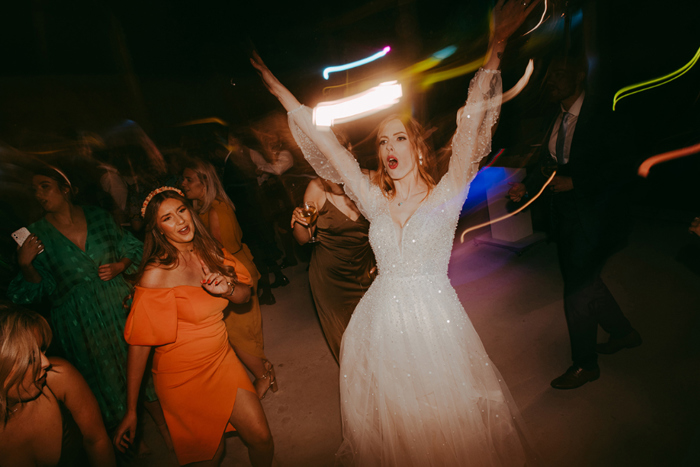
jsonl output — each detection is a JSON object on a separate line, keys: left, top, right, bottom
{"left": 141, "top": 186, "right": 185, "bottom": 217}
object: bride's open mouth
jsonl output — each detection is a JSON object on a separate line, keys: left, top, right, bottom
{"left": 387, "top": 156, "right": 398, "bottom": 170}
{"left": 178, "top": 225, "right": 190, "bottom": 235}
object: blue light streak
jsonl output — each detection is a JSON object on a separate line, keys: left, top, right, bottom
{"left": 323, "top": 46, "right": 391, "bottom": 80}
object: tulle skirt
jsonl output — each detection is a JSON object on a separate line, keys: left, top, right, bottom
{"left": 336, "top": 274, "right": 531, "bottom": 466}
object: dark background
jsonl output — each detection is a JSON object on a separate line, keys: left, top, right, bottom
{"left": 1, "top": 0, "right": 698, "bottom": 212}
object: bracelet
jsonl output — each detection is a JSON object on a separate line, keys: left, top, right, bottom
{"left": 226, "top": 281, "right": 236, "bottom": 296}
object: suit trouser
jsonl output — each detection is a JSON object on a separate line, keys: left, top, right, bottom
{"left": 553, "top": 193, "right": 633, "bottom": 370}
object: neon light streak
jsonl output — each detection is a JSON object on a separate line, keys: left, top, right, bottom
{"left": 522, "top": 0, "right": 547, "bottom": 36}
{"left": 613, "top": 45, "right": 700, "bottom": 110}
{"left": 420, "top": 56, "right": 484, "bottom": 89}
{"left": 400, "top": 46, "right": 458, "bottom": 79}
{"left": 323, "top": 46, "right": 391, "bottom": 80}
{"left": 459, "top": 170, "right": 557, "bottom": 243}
{"left": 484, "top": 149, "right": 505, "bottom": 169}
{"left": 313, "top": 81, "right": 403, "bottom": 128}
{"left": 637, "top": 142, "right": 700, "bottom": 178}
{"left": 502, "top": 59, "right": 534, "bottom": 103}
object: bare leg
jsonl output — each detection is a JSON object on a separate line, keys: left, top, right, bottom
{"left": 182, "top": 389, "right": 273, "bottom": 467}
{"left": 229, "top": 388, "right": 274, "bottom": 467}
{"left": 144, "top": 399, "right": 174, "bottom": 451}
{"left": 233, "top": 347, "right": 277, "bottom": 400}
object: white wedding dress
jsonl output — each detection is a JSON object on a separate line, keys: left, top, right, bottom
{"left": 289, "top": 69, "right": 531, "bottom": 466}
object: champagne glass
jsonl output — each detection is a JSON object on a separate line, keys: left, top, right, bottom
{"left": 300, "top": 201, "right": 319, "bottom": 244}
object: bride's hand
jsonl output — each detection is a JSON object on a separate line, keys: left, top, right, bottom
{"left": 250, "top": 50, "right": 302, "bottom": 112}
{"left": 492, "top": 0, "right": 542, "bottom": 43}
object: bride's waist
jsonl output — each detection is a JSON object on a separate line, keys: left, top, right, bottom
{"left": 374, "top": 272, "right": 448, "bottom": 281}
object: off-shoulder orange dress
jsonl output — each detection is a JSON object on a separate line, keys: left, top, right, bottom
{"left": 124, "top": 257, "right": 256, "bottom": 465}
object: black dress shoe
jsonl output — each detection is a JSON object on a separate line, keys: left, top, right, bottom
{"left": 551, "top": 366, "right": 600, "bottom": 390}
{"left": 596, "top": 330, "right": 642, "bottom": 355}
{"left": 258, "top": 291, "right": 276, "bottom": 305}
{"left": 270, "top": 273, "right": 290, "bottom": 288}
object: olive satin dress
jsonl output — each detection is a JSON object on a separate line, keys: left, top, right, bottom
{"left": 199, "top": 199, "right": 267, "bottom": 360}
{"left": 309, "top": 195, "right": 375, "bottom": 361}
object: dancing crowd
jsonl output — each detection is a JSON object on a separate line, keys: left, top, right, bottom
{"left": 2, "top": 1, "right": 681, "bottom": 465}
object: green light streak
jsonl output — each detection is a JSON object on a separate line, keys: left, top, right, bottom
{"left": 613, "top": 46, "right": 700, "bottom": 110}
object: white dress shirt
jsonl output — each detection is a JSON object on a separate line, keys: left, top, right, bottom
{"left": 548, "top": 91, "right": 585, "bottom": 165}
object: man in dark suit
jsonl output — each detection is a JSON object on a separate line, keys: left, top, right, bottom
{"left": 509, "top": 55, "right": 641, "bottom": 389}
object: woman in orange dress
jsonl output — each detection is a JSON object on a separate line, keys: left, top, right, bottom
{"left": 112, "top": 187, "right": 274, "bottom": 466}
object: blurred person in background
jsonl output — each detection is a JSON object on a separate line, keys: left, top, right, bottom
{"left": 0, "top": 303, "right": 116, "bottom": 467}
{"left": 508, "top": 53, "right": 641, "bottom": 389}
{"left": 220, "top": 132, "right": 288, "bottom": 305}
{"left": 251, "top": 129, "right": 298, "bottom": 271}
{"left": 182, "top": 159, "right": 278, "bottom": 399}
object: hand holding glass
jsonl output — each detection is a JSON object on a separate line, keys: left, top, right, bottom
{"left": 300, "top": 201, "right": 319, "bottom": 244}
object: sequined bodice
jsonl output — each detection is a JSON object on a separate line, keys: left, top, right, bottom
{"left": 368, "top": 178, "right": 466, "bottom": 279}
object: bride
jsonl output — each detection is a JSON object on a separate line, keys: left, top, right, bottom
{"left": 253, "top": 1, "right": 540, "bottom": 464}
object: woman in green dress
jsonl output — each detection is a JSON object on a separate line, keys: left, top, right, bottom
{"left": 7, "top": 166, "right": 161, "bottom": 431}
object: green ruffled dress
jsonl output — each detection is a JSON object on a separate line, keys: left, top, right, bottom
{"left": 8, "top": 206, "right": 156, "bottom": 427}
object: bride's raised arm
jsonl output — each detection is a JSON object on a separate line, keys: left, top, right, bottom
{"left": 447, "top": 0, "right": 541, "bottom": 192}
{"left": 251, "top": 52, "right": 372, "bottom": 216}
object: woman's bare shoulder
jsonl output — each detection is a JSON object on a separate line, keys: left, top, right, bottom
{"left": 138, "top": 264, "right": 170, "bottom": 288}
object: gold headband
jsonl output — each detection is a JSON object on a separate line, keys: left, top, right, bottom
{"left": 141, "top": 186, "right": 185, "bottom": 217}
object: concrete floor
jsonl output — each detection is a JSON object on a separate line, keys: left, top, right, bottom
{"left": 128, "top": 215, "right": 700, "bottom": 467}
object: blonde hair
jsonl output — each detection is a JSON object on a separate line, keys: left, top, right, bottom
{"left": 372, "top": 114, "right": 437, "bottom": 199}
{"left": 183, "top": 159, "right": 236, "bottom": 215}
{"left": 0, "top": 304, "right": 52, "bottom": 423}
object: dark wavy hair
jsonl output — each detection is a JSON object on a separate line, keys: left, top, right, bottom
{"left": 372, "top": 114, "right": 437, "bottom": 199}
{"left": 131, "top": 190, "right": 237, "bottom": 284}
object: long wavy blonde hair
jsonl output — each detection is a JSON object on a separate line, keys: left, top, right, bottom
{"left": 372, "top": 114, "right": 437, "bottom": 198}
{"left": 183, "top": 158, "right": 236, "bottom": 215}
{"left": 0, "top": 304, "right": 52, "bottom": 423}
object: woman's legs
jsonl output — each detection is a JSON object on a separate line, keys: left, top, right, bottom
{"left": 229, "top": 388, "right": 274, "bottom": 466}
{"left": 233, "top": 347, "right": 277, "bottom": 400}
{"left": 181, "top": 389, "right": 273, "bottom": 467}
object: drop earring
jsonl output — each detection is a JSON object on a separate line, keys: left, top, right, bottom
{"left": 419, "top": 154, "right": 423, "bottom": 166}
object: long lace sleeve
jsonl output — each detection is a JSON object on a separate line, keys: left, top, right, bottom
{"left": 287, "top": 106, "right": 374, "bottom": 218}
{"left": 447, "top": 68, "right": 503, "bottom": 192}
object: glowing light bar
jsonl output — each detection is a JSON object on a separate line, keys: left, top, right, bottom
{"left": 313, "top": 81, "right": 403, "bottom": 128}
{"left": 638, "top": 142, "right": 700, "bottom": 178}
{"left": 613, "top": 45, "right": 700, "bottom": 110}
{"left": 323, "top": 46, "right": 391, "bottom": 80}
